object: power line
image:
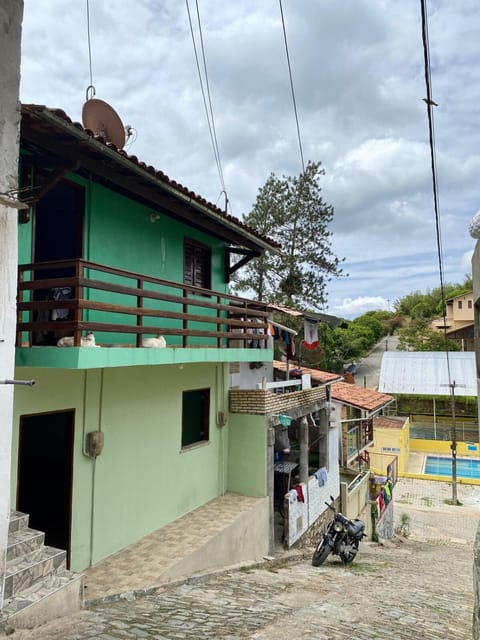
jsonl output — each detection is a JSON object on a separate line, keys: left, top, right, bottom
{"left": 278, "top": 0, "right": 305, "bottom": 174}
{"left": 420, "top": 0, "right": 458, "bottom": 503}
{"left": 86, "top": 0, "right": 94, "bottom": 93}
{"left": 186, "top": 1, "right": 227, "bottom": 199}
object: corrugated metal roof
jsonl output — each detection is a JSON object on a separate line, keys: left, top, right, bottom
{"left": 378, "top": 351, "right": 477, "bottom": 397}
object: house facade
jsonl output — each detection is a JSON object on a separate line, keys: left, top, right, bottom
{"left": 430, "top": 291, "right": 474, "bottom": 351}
{"left": 11, "top": 103, "right": 281, "bottom": 576}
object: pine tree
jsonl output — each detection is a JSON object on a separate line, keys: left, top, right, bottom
{"left": 234, "top": 161, "right": 343, "bottom": 309}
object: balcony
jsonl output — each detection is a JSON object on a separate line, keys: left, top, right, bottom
{"left": 342, "top": 418, "right": 374, "bottom": 466}
{"left": 15, "top": 259, "right": 272, "bottom": 369}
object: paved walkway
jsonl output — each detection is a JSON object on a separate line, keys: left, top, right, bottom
{"left": 5, "top": 478, "right": 479, "bottom": 640}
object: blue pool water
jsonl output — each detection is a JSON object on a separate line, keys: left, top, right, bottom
{"left": 425, "top": 455, "right": 480, "bottom": 479}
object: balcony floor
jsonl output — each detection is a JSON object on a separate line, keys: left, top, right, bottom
{"left": 15, "top": 346, "right": 274, "bottom": 370}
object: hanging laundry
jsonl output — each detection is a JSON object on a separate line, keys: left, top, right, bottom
{"left": 294, "top": 484, "right": 305, "bottom": 502}
{"left": 314, "top": 467, "right": 328, "bottom": 487}
{"left": 303, "top": 318, "right": 318, "bottom": 350}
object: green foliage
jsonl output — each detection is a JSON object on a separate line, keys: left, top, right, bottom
{"left": 233, "top": 161, "right": 344, "bottom": 309}
{"left": 397, "top": 318, "right": 460, "bottom": 352}
{"left": 394, "top": 279, "right": 472, "bottom": 320}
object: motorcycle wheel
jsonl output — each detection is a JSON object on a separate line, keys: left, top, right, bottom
{"left": 312, "top": 539, "right": 331, "bottom": 567}
{"left": 339, "top": 538, "right": 359, "bottom": 564}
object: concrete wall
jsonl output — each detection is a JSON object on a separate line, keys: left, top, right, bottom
{"left": 0, "top": 0, "right": 23, "bottom": 612}
{"left": 12, "top": 362, "right": 232, "bottom": 571}
{"left": 227, "top": 413, "right": 267, "bottom": 497}
{"left": 370, "top": 419, "right": 410, "bottom": 473}
{"left": 284, "top": 426, "right": 340, "bottom": 547}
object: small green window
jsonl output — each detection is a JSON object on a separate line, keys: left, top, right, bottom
{"left": 182, "top": 388, "right": 210, "bottom": 448}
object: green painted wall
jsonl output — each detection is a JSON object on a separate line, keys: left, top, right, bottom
{"left": 227, "top": 414, "right": 267, "bottom": 497}
{"left": 17, "top": 173, "right": 229, "bottom": 346}
{"left": 12, "top": 362, "right": 230, "bottom": 571}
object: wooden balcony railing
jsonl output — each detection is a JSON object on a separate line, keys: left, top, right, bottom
{"left": 16, "top": 259, "right": 270, "bottom": 348}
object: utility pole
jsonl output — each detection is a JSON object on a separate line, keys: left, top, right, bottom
{"left": 450, "top": 381, "right": 458, "bottom": 506}
{"left": 441, "top": 380, "right": 465, "bottom": 506}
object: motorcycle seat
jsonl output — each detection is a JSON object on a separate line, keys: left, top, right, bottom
{"left": 348, "top": 520, "right": 365, "bottom": 536}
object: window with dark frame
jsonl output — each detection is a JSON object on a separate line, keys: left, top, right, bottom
{"left": 458, "top": 300, "right": 463, "bottom": 309}
{"left": 182, "top": 388, "right": 210, "bottom": 448}
{"left": 184, "top": 239, "right": 212, "bottom": 290}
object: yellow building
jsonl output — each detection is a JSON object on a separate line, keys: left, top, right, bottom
{"left": 370, "top": 416, "right": 410, "bottom": 475}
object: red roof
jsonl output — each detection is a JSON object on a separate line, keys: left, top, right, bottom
{"left": 331, "top": 382, "right": 394, "bottom": 413}
{"left": 273, "top": 360, "right": 342, "bottom": 385}
{"left": 20, "top": 104, "right": 280, "bottom": 252}
{"left": 373, "top": 416, "right": 408, "bottom": 429}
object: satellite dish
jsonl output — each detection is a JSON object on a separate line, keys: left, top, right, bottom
{"left": 82, "top": 98, "right": 126, "bottom": 149}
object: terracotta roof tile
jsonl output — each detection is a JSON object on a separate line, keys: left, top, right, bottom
{"left": 273, "top": 360, "right": 342, "bottom": 385}
{"left": 20, "top": 103, "right": 280, "bottom": 251}
{"left": 373, "top": 416, "right": 407, "bottom": 429}
{"left": 331, "top": 382, "right": 394, "bottom": 412}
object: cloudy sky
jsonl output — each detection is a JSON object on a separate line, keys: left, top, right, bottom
{"left": 19, "top": 0, "right": 480, "bottom": 318}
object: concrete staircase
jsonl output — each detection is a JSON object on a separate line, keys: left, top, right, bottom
{"left": 2, "top": 511, "right": 84, "bottom": 629}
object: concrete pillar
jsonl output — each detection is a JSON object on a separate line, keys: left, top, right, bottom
{"left": 0, "top": 0, "right": 23, "bottom": 612}
{"left": 266, "top": 426, "right": 275, "bottom": 555}
{"left": 299, "top": 416, "right": 309, "bottom": 483}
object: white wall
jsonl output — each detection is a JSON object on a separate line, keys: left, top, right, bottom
{"left": 229, "top": 361, "right": 273, "bottom": 390}
{"left": 0, "top": 0, "right": 23, "bottom": 610}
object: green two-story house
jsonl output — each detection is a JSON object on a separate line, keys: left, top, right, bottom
{"left": 12, "top": 103, "right": 279, "bottom": 574}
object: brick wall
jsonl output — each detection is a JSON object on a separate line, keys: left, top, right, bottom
{"left": 229, "top": 387, "right": 326, "bottom": 415}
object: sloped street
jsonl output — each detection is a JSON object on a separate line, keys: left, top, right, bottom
{"left": 5, "top": 479, "right": 477, "bottom": 640}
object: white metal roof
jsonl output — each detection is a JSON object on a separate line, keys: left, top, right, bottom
{"left": 378, "top": 351, "right": 477, "bottom": 397}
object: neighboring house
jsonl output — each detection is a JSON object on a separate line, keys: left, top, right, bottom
{"left": 272, "top": 361, "right": 394, "bottom": 538}
{"left": 370, "top": 416, "right": 410, "bottom": 475}
{"left": 329, "top": 382, "right": 395, "bottom": 470}
{"left": 12, "top": 103, "right": 282, "bottom": 583}
{"left": 430, "top": 291, "right": 474, "bottom": 351}
{"left": 230, "top": 359, "right": 342, "bottom": 548}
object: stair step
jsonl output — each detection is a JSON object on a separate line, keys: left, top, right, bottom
{"left": 4, "top": 546, "right": 67, "bottom": 600}
{"left": 3, "top": 569, "right": 84, "bottom": 629}
{"left": 8, "top": 511, "right": 29, "bottom": 535}
{"left": 7, "top": 527, "right": 45, "bottom": 561}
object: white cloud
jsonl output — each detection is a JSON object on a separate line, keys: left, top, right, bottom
{"left": 327, "top": 296, "right": 389, "bottom": 319}
{"left": 19, "top": 0, "right": 480, "bottom": 312}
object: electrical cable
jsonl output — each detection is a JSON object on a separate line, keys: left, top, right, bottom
{"left": 420, "top": 0, "right": 459, "bottom": 502}
{"left": 186, "top": 1, "right": 227, "bottom": 198}
{"left": 420, "top": 0, "right": 451, "bottom": 383}
{"left": 279, "top": 0, "right": 305, "bottom": 174}
{"left": 86, "top": 0, "right": 94, "bottom": 90}
{"left": 195, "top": 0, "right": 226, "bottom": 193}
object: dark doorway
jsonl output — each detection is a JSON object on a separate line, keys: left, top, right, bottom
{"left": 32, "top": 179, "right": 84, "bottom": 344}
{"left": 34, "top": 179, "right": 84, "bottom": 266}
{"left": 17, "top": 410, "right": 75, "bottom": 566}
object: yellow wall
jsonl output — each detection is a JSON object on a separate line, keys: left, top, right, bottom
{"left": 410, "top": 438, "right": 480, "bottom": 457}
{"left": 371, "top": 418, "right": 410, "bottom": 473}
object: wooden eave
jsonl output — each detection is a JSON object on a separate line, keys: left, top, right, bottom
{"left": 20, "top": 106, "right": 280, "bottom": 255}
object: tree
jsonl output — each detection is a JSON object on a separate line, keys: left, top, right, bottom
{"left": 234, "top": 161, "right": 344, "bottom": 309}
{"left": 397, "top": 319, "right": 460, "bottom": 352}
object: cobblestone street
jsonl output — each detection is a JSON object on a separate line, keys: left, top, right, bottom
{"left": 5, "top": 479, "right": 477, "bottom": 640}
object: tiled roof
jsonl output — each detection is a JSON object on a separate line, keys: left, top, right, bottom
{"left": 373, "top": 416, "right": 408, "bottom": 429}
{"left": 273, "top": 360, "right": 342, "bottom": 385}
{"left": 331, "top": 382, "right": 394, "bottom": 412}
{"left": 20, "top": 104, "right": 280, "bottom": 251}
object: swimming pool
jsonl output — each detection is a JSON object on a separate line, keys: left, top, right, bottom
{"left": 424, "top": 455, "right": 480, "bottom": 480}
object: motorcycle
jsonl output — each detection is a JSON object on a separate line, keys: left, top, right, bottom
{"left": 312, "top": 496, "right": 366, "bottom": 566}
